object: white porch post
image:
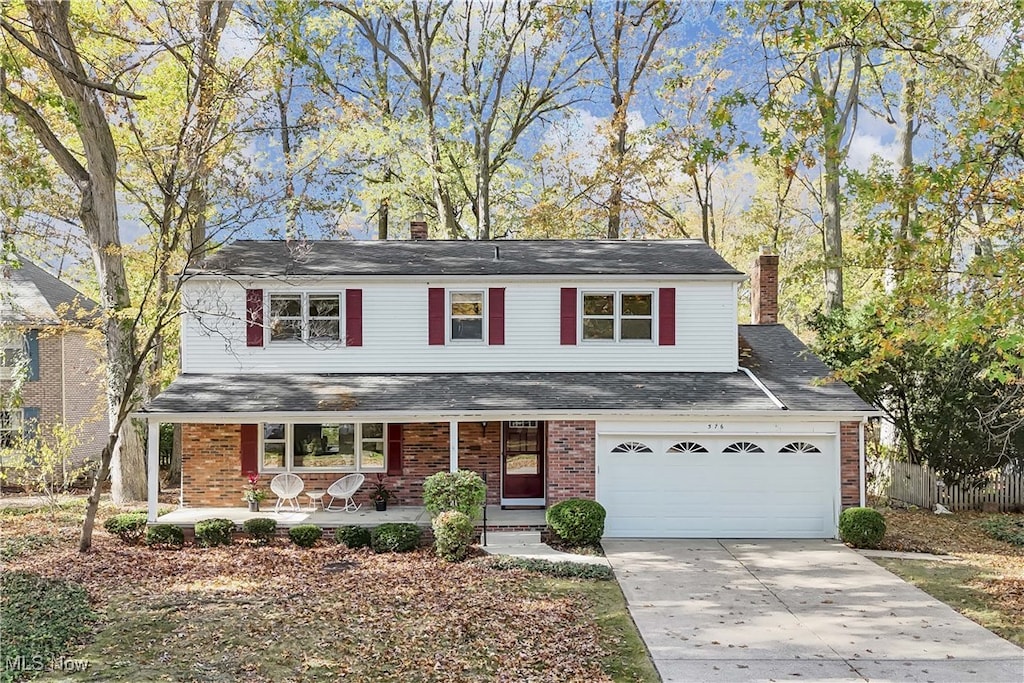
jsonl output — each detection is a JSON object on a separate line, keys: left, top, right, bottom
{"left": 147, "top": 420, "right": 160, "bottom": 523}
{"left": 449, "top": 420, "right": 459, "bottom": 472}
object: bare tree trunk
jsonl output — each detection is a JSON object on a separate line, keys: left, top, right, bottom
{"left": 822, "top": 153, "right": 844, "bottom": 314}
{"left": 608, "top": 99, "right": 627, "bottom": 239}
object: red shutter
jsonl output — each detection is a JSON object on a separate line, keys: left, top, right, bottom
{"left": 560, "top": 287, "right": 577, "bottom": 345}
{"left": 488, "top": 287, "right": 505, "bottom": 345}
{"left": 428, "top": 287, "right": 445, "bottom": 345}
{"left": 240, "top": 424, "right": 259, "bottom": 475}
{"left": 386, "top": 424, "right": 403, "bottom": 475}
{"left": 345, "top": 289, "right": 363, "bottom": 346}
{"left": 658, "top": 287, "right": 676, "bottom": 346}
{"left": 245, "top": 289, "right": 263, "bottom": 347}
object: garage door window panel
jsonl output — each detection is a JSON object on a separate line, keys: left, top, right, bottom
{"left": 780, "top": 441, "right": 821, "bottom": 454}
{"left": 668, "top": 441, "right": 709, "bottom": 454}
{"left": 611, "top": 441, "right": 653, "bottom": 453}
{"left": 723, "top": 441, "right": 765, "bottom": 453}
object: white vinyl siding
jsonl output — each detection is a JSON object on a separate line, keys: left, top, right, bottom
{"left": 181, "top": 279, "right": 738, "bottom": 373}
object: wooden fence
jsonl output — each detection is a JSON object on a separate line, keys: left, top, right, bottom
{"left": 888, "top": 460, "right": 1024, "bottom": 512}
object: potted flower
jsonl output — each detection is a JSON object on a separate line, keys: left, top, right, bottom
{"left": 372, "top": 474, "right": 393, "bottom": 512}
{"left": 243, "top": 472, "right": 267, "bottom": 512}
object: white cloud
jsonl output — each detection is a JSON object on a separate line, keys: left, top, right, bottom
{"left": 846, "top": 132, "right": 901, "bottom": 172}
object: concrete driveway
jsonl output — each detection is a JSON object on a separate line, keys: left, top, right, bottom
{"left": 604, "top": 539, "right": 1024, "bottom": 682}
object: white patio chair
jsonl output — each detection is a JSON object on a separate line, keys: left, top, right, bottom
{"left": 326, "top": 473, "right": 365, "bottom": 512}
{"left": 271, "top": 473, "right": 305, "bottom": 512}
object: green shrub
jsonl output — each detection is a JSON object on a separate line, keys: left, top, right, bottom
{"left": 103, "top": 512, "right": 149, "bottom": 545}
{"left": 242, "top": 518, "right": 278, "bottom": 546}
{"left": 0, "top": 571, "right": 96, "bottom": 681}
{"left": 838, "top": 507, "right": 887, "bottom": 548}
{"left": 0, "top": 533, "right": 61, "bottom": 562}
{"left": 546, "top": 499, "right": 606, "bottom": 547}
{"left": 980, "top": 515, "right": 1024, "bottom": 546}
{"left": 336, "top": 525, "right": 371, "bottom": 549}
{"left": 432, "top": 510, "right": 475, "bottom": 562}
{"left": 289, "top": 524, "right": 323, "bottom": 548}
{"left": 422, "top": 470, "right": 487, "bottom": 520}
{"left": 486, "top": 556, "right": 614, "bottom": 580}
{"left": 145, "top": 524, "right": 184, "bottom": 549}
{"left": 371, "top": 523, "right": 422, "bottom": 553}
{"left": 194, "top": 518, "right": 235, "bottom": 547}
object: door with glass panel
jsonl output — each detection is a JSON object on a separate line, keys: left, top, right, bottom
{"left": 502, "top": 421, "right": 545, "bottom": 504}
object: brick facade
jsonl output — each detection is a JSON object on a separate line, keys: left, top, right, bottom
{"left": 5, "top": 328, "right": 107, "bottom": 469}
{"left": 545, "top": 420, "right": 595, "bottom": 504}
{"left": 751, "top": 251, "right": 779, "bottom": 324}
{"left": 839, "top": 421, "right": 862, "bottom": 507}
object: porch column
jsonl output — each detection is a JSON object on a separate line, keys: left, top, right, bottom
{"left": 147, "top": 420, "right": 160, "bottom": 523}
{"left": 449, "top": 420, "right": 459, "bottom": 472}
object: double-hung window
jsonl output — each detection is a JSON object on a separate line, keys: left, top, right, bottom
{"left": 0, "top": 333, "right": 22, "bottom": 381}
{"left": 261, "top": 422, "right": 386, "bottom": 472}
{"left": 268, "top": 293, "right": 342, "bottom": 343}
{"left": 582, "top": 291, "right": 653, "bottom": 341}
{"left": 450, "top": 291, "right": 484, "bottom": 341}
{"left": 0, "top": 409, "right": 22, "bottom": 448}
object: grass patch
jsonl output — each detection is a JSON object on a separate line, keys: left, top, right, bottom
{"left": 873, "top": 558, "right": 1024, "bottom": 647}
{"left": 0, "top": 534, "right": 62, "bottom": 562}
{"left": 980, "top": 515, "right": 1024, "bottom": 546}
{"left": 486, "top": 555, "right": 614, "bottom": 580}
{"left": 536, "top": 577, "right": 658, "bottom": 682}
{"left": 0, "top": 571, "right": 95, "bottom": 682}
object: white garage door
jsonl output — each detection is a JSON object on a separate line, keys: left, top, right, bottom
{"left": 596, "top": 433, "right": 837, "bottom": 538}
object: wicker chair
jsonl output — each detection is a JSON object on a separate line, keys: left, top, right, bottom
{"left": 270, "top": 473, "right": 305, "bottom": 512}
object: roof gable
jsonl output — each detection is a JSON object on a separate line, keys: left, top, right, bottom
{"left": 1, "top": 259, "right": 97, "bottom": 325}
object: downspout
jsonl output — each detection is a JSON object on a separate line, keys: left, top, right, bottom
{"left": 61, "top": 333, "right": 67, "bottom": 484}
{"left": 859, "top": 418, "right": 867, "bottom": 507}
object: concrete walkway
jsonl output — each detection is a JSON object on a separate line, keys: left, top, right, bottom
{"left": 482, "top": 531, "right": 610, "bottom": 565}
{"left": 604, "top": 539, "right": 1024, "bottom": 682}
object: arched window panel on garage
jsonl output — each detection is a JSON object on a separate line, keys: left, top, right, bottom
{"left": 779, "top": 441, "right": 822, "bottom": 454}
{"left": 611, "top": 441, "right": 653, "bottom": 454}
{"left": 723, "top": 441, "right": 764, "bottom": 454}
{"left": 668, "top": 441, "right": 709, "bottom": 454}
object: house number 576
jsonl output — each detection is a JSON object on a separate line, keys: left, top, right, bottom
{"left": 706, "top": 423, "right": 724, "bottom": 431}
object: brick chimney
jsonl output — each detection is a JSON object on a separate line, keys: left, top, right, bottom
{"left": 751, "top": 246, "right": 779, "bottom": 324}
{"left": 410, "top": 213, "right": 428, "bottom": 240}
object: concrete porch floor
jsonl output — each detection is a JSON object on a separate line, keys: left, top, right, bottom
{"left": 156, "top": 504, "right": 547, "bottom": 529}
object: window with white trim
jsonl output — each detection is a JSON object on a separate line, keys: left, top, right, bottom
{"left": 0, "top": 409, "right": 22, "bottom": 449}
{"left": 450, "top": 291, "right": 484, "bottom": 341}
{"left": 611, "top": 441, "right": 653, "bottom": 453}
{"left": 0, "top": 333, "right": 22, "bottom": 381}
{"left": 268, "top": 293, "right": 342, "bottom": 343}
{"left": 668, "top": 441, "right": 709, "bottom": 454}
{"left": 780, "top": 441, "right": 821, "bottom": 454}
{"left": 261, "top": 422, "right": 385, "bottom": 472}
{"left": 723, "top": 441, "right": 764, "bottom": 454}
{"left": 582, "top": 292, "right": 653, "bottom": 341}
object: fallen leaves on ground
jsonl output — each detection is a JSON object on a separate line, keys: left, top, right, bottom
{"left": 2, "top": 511, "right": 625, "bottom": 682}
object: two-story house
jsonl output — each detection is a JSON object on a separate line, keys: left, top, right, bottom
{"left": 0, "top": 258, "right": 107, "bottom": 478}
{"left": 141, "top": 235, "right": 874, "bottom": 538}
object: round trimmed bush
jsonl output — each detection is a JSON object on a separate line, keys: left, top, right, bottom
{"left": 838, "top": 507, "right": 886, "bottom": 549}
{"left": 422, "top": 470, "right": 487, "bottom": 520}
{"left": 243, "top": 518, "right": 277, "bottom": 546}
{"left": 546, "top": 499, "right": 606, "bottom": 547}
{"left": 145, "top": 524, "right": 184, "bottom": 549}
{"left": 432, "top": 510, "right": 475, "bottom": 562}
{"left": 289, "top": 524, "right": 323, "bottom": 548}
{"left": 371, "top": 523, "right": 422, "bottom": 553}
{"left": 336, "top": 525, "right": 371, "bottom": 549}
{"left": 103, "top": 512, "right": 148, "bottom": 545}
{"left": 195, "top": 518, "right": 235, "bottom": 547}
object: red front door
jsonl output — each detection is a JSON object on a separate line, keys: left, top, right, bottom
{"left": 502, "top": 421, "right": 545, "bottom": 501}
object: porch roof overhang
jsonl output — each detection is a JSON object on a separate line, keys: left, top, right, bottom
{"left": 136, "top": 371, "right": 878, "bottom": 422}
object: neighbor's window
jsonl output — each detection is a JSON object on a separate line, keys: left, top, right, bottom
{"left": 582, "top": 292, "right": 653, "bottom": 341}
{"left": 0, "top": 410, "right": 23, "bottom": 449}
{"left": 262, "top": 423, "right": 385, "bottom": 472}
{"left": 267, "top": 293, "right": 342, "bottom": 343}
{"left": 0, "top": 333, "right": 22, "bottom": 381}
{"left": 450, "top": 291, "right": 484, "bottom": 341}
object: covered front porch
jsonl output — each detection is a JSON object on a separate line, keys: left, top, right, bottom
{"left": 156, "top": 504, "right": 547, "bottom": 531}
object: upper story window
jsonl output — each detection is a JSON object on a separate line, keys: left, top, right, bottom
{"left": 0, "top": 333, "right": 22, "bottom": 381}
{"left": 582, "top": 292, "right": 653, "bottom": 341}
{"left": 450, "top": 291, "right": 484, "bottom": 341}
{"left": 0, "top": 409, "right": 22, "bottom": 448}
{"left": 268, "top": 293, "right": 342, "bottom": 343}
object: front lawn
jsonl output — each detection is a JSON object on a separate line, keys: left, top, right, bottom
{"left": 0, "top": 503, "right": 656, "bottom": 682}
{"left": 874, "top": 507, "right": 1024, "bottom": 647}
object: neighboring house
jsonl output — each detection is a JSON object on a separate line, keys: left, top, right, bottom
{"left": 0, "top": 259, "right": 107, "bottom": 473}
{"left": 141, "top": 232, "right": 875, "bottom": 538}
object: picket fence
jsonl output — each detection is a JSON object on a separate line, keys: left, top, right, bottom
{"left": 888, "top": 460, "right": 1024, "bottom": 512}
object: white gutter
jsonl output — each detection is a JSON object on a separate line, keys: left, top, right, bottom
{"left": 182, "top": 272, "right": 749, "bottom": 284}
{"left": 739, "top": 367, "right": 787, "bottom": 410}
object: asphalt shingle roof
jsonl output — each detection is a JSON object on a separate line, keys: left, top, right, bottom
{"left": 739, "top": 324, "right": 874, "bottom": 412}
{"left": 142, "top": 371, "right": 777, "bottom": 415}
{"left": 0, "top": 259, "right": 97, "bottom": 325}
{"left": 193, "top": 239, "right": 744, "bottom": 277}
